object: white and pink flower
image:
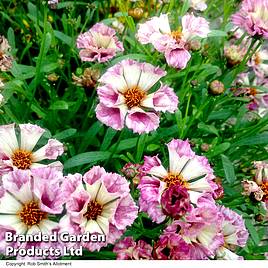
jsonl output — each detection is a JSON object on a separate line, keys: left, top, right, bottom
{"left": 0, "top": 167, "right": 65, "bottom": 254}
{"left": 138, "top": 139, "right": 217, "bottom": 223}
{"left": 96, "top": 59, "right": 178, "bottom": 134}
{"left": 77, "top": 23, "right": 124, "bottom": 63}
{"left": 232, "top": 0, "right": 268, "bottom": 40}
{"left": 0, "top": 123, "right": 64, "bottom": 176}
{"left": 137, "top": 13, "right": 210, "bottom": 69}
{"left": 189, "top": 0, "right": 207, "bottom": 11}
{"left": 216, "top": 206, "right": 248, "bottom": 260}
{"left": 61, "top": 166, "right": 138, "bottom": 251}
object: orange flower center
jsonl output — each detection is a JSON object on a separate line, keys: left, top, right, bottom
{"left": 171, "top": 30, "right": 183, "bottom": 43}
{"left": 19, "top": 201, "right": 47, "bottom": 226}
{"left": 123, "top": 87, "right": 146, "bottom": 108}
{"left": 249, "top": 87, "right": 257, "bottom": 96}
{"left": 11, "top": 149, "right": 32, "bottom": 170}
{"left": 261, "top": 181, "right": 268, "bottom": 200}
{"left": 163, "top": 173, "right": 189, "bottom": 188}
{"left": 84, "top": 200, "right": 103, "bottom": 220}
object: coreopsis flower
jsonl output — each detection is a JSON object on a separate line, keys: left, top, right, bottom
{"left": 61, "top": 166, "right": 138, "bottom": 251}
{"left": 96, "top": 59, "right": 178, "bottom": 134}
{"left": 113, "top": 236, "right": 153, "bottom": 259}
{"left": 0, "top": 123, "right": 64, "bottom": 176}
{"left": 163, "top": 195, "right": 224, "bottom": 259}
{"left": 189, "top": 0, "right": 207, "bottom": 11}
{"left": 137, "top": 13, "right": 210, "bottom": 69}
{"left": 76, "top": 23, "right": 124, "bottom": 63}
{"left": 232, "top": 0, "right": 268, "bottom": 40}
{"left": 0, "top": 36, "right": 13, "bottom": 72}
{"left": 138, "top": 139, "right": 217, "bottom": 223}
{"left": 153, "top": 233, "right": 190, "bottom": 260}
{"left": 242, "top": 180, "right": 263, "bottom": 201}
{"left": 216, "top": 206, "right": 248, "bottom": 260}
{"left": 0, "top": 168, "right": 65, "bottom": 253}
{"left": 161, "top": 185, "right": 191, "bottom": 218}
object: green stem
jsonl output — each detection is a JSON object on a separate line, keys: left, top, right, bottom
{"left": 180, "top": 92, "right": 192, "bottom": 139}
{"left": 104, "top": 128, "right": 125, "bottom": 167}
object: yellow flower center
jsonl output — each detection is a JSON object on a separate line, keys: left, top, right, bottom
{"left": 123, "top": 87, "right": 146, "bottom": 108}
{"left": 19, "top": 201, "right": 47, "bottom": 226}
{"left": 171, "top": 30, "right": 183, "bottom": 43}
{"left": 11, "top": 149, "right": 32, "bottom": 170}
{"left": 163, "top": 173, "right": 189, "bottom": 188}
{"left": 84, "top": 200, "right": 103, "bottom": 220}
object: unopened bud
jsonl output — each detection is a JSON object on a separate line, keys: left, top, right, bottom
{"left": 209, "top": 80, "right": 225, "bottom": 95}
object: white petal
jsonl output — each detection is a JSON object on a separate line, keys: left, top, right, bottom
{"left": 169, "top": 155, "right": 189, "bottom": 175}
{"left": 123, "top": 62, "right": 142, "bottom": 89}
{"left": 225, "top": 233, "right": 239, "bottom": 245}
{"left": 0, "top": 192, "right": 22, "bottom": 214}
{"left": 85, "top": 219, "right": 103, "bottom": 234}
{"left": 31, "top": 146, "right": 47, "bottom": 162}
{"left": 188, "top": 190, "right": 203, "bottom": 204}
{"left": 96, "top": 215, "right": 110, "bottom": 235}
{"left": 86, "top": 180, "right": 102, "bottom": 201}
{"left": 19, "top": 124, "right": 45, "bottom": 151}
{"left": 188, "top": 177, "right": 211, "bottom": 192}
{"left": 181, "top": 158, "right": 207, "bottom": 180}
{"left": 140, "top": 93, "right": 154, "bottom": 109}
{"left": 38, "top": 219, "right": 58, "bottom": 234}
{"left": 216, "top": 247, "right": 241, "bottom": 260}
{"left": 0, "top": 214, "right": 21, "bottom": 228}
{"left": 12, "top": 182, "right": 33, "bottom": 204}
{"left": 197, "top": 225, "right": 217, "bottom": 247}
{"left": 101, "top": 201, "right": 118, "bottom": 219}
{"left": 27, "top": 225, "right": 41, "bottom": 235}
{"left": 0, "top": 123, "right": 18, "bottom": 156}
{"left": 138, "top": 69, "right": 162, "bottom": 92}
{"left": 148, "top": 165, "right": 168, "bottom": 178}
{"left": 96, "top": 183, "right": 119, "bottom": 206}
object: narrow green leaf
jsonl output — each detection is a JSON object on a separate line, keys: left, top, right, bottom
{"left": 221, "top": 154, "right": 236, "bottom": 184}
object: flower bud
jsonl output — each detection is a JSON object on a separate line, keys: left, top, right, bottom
{"left": 209, "top": 80, "right": 225, "bottom": 95}
{"left": 189, "top": 39, "right": 201, "bottom": 51}
{"left": 128, "top": 8, "right": 144, "bottom": 20}
{"left": 224, "top": 45, "right": 246, "bottom": 66}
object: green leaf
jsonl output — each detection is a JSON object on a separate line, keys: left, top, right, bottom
{"left": 208, "top": 30, "right": 227, "bottom": 37}
{"left": 64, "top": 151, "right": 113, "bottom": 169}
{"left": 136, "top": 134, "right": 147, "bottom": 162}
{"left": 233, "top": 132, "right": 268, "bottom": 146}
{"left": 100, "top": 128, "right": 117, "bottom": 151}
{"left": 245, "top": 219, "right": 260, "bottom": 245}
{"left": 54, "top": 129, "right": 77, "bottom": 141}
{"left": 54, "top": 30, "right": 73, "bottom": 47}
{"left": 207, "top": 142, "right": 230, "bottom": 157}
{"left": 49, "top": 100, "right": 69, "bottom": 110}
{"left": 221, "top": 154, "right": 236, "bottom": 184}
{"left": 198, "top": 122, "right": 219, "bottom": 136}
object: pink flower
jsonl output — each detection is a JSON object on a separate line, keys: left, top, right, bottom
{"left": 0, "top": 123, "right": 64, "bottom": 176}
{"left": 96, "top": 59, "right": 178, "bottom": 134}
{"left": 232, "top": 0, "right": 268, "bottom": 40}
{"left": 0, "top": 36, "right": 13, "bottom": 72}
{"left": 76, "top": 23, "right": 123, "bottom": 63}
{"left": 138, "top": 139, "right": 217, "bottom": 223}
{"left": 153, "top": 233, "right": 190, "bottom": 260}
{"left": 161, "top": 185, "right": 191, "bottom": 219}
{"left": 61, "top": 166, "right": 138, "bottom": 251}
{"left": 113, "top": 237, "right": 153, "bottom": 259}
{"left": 0, "top": 168, "right": 65, "bottom": 257}
{"left": 216, "top": 206, "right": 248, "bottom": 260}
{"left": 137, "top": 13, "right": 210, "bottom": 69}
{"left": 163, "top": 196, "right": 224, "bottom": 259}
